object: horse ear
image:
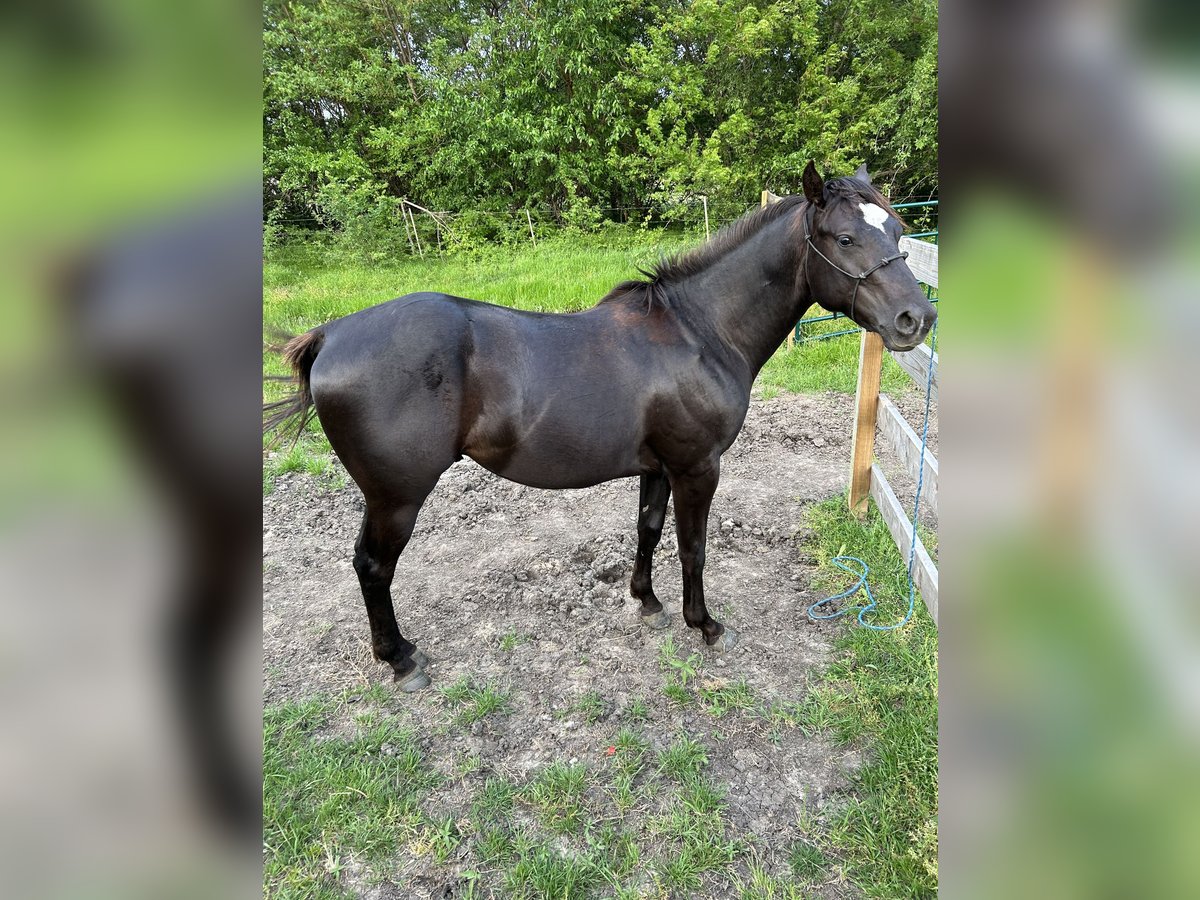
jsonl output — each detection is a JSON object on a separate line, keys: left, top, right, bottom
{"left": 854, "top": 163, "right": 871, "bottom": 184}
{"left": 802, "top": 161, "right": 825, "bottom": 207}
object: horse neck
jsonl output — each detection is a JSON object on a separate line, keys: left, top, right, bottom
{"left": 674, "top": 213, "right": 812, "bottom": 376}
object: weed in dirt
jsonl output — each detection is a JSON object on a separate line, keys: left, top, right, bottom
{"left": 656, "top": 734, "right": 709, "bottom": 782}
{"left": 439, "top": 675, "right": 513, "bottom": 724}
{"left": 415, "top": 814, "right": 461, "bottom": 864}
{"left": 595, "top": 823, "right": 641, "bottom": 881}
{"left": 790, "top": 687, "right": 840, "bottom": 736}
{"left": 476, "top": 826, "right": 517, "bottom": 865}
{"left": 502, "top": 841, "right": 606, "bottom": 899}
{"left": 345, "top": 683, "right": 393, "bottom": 706}
{"left": 625, "top": 697, "right": 650, "bottom": 722}
{"left": 612, "top": 727, "right": 650, "bottom": 776}
{"left": 658, "top": 635, "right": 703, "bottom": 684}
{"left": 610, "top": 771, "right": 639, "bottom": 815}
{"left": 651, "top": 782, "right": 741, "bottom": 891}
{"left": 662, "top": 676, "right": 695, "bottom": 707}
{"left": 570, "top": 689, "right": 608, "bottom": 724}
{"left": 499, "top": 629, "right": 529, "bottom": 651}
{"left": 520, "top": 761, "right": 589, "bottom": 835}
{"left": 698, "top": 678, "right": 756, "bottom": 717}
{"left": 455, "top": 752, "right": 483, "bottom": 776}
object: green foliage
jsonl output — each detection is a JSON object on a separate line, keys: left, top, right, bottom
{"left": 264, "top": 0, "right": 938, "bottom": 247}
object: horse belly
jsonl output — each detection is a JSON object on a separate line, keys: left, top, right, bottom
{"left": 466, "top": 409, "right": 647, "bottom": 489}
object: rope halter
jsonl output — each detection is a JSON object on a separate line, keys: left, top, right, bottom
{"left": 803, "top": 206, "right": 909, "bottom": 322}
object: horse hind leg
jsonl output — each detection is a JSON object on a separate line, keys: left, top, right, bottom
{"left": 353, "top": 499, "right": 433, "bottom": 691}
{"left": 630, "top": 473, "right": 673, "bottom": 630}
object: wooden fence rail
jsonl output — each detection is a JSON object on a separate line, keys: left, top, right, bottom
{"left": 848, "top": 235, "right": 939, "bottom": 624}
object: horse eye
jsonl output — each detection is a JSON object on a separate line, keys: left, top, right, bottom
{"left": 837, "top": 235, "right": 853, "bottom": 247}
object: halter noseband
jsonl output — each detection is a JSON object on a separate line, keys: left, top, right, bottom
{"left": 803, "top": 204, "right": 909, "bottom": 322}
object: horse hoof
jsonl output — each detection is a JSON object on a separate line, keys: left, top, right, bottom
{"left": 710, "top": 627, "right": 739, "bottom": 653}
{"left": 409, "top": 648, "right": 429, "bottom": 669}
{"left": 640, "top": 609, "right": 671, "bottom": 630}
{"left": 395, "top": 667, "right": 431, "bottom": 692}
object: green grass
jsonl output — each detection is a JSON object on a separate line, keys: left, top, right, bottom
{"left": 698, "top": 678, "right": 757, "bottom": 718}
{"left": 799, "top": 496, "right": 939, "bottom": 898}
{"left": 264, "top": 563, "right": 937, "bottom": 898}
{"left": 264, "top": 231, "right": 694, "bottom": 332}
{"left": 502, "top": 839, "right": 608, "bottom": 899}
{"left": 656, "top": 735, "right": 710, "bottom": 783}
{"left": 737, "top": 860, "right": 809, "bottom": 900}
{"left": 499, "top": 629, "right": 530, "bottom": 652}
{"left": 788, "top": 839, "right": 829, "bottom": 881}
{"left": 657, "top": 634, "right": 703, "bottom": 684}
{"left": 625, "top": 697, "right": 650, "bottom": 722}
{"left": 262, "top": 698, "right": 443, "bottom": 899}
{"left": 758, "top": 319, "right": 916, "bottom": 396}
{"left": 520, "top": 761, "right": 590, "bottom": 835}
{"left": 439, "top": 675, "right": 514, "bottom": 725}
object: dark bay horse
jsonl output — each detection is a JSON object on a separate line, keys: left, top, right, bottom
{"left": 265, "top": 163, "right": 936, "bottom": 691}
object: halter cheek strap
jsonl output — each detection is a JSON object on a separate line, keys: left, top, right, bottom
{"left": 803, "top": 206, "right": 909, "bottom": 322}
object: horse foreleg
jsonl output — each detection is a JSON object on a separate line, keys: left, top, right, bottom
{"left": 630, "top": 472, "right": 672, "bottom": 629}
{"left": 670, "top": 462, "right": 739, "bottom": 651}
{"left": 353, "top": 501, "right": 431, "bottom": 691}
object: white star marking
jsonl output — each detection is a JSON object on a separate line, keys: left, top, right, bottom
{"left": 858, "top": 202, "right": 889, "bottom": 234}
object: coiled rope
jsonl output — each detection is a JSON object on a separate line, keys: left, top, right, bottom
{"left": 807, "top": 317, "right": 938, "bottom": 631}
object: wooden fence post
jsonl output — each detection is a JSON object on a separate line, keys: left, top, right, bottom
{"left": 401, "top": 200, "right": 416, "bottom": 254}
{"left": 848, "top": 330, "right": 884, "bottom": 516}
{"left": 526, "top": 209, "right": 537, "bottom": 246}
{"left": 701, "top": 196, "right": 710, "bottom": 242}
{"left": 404, "top": 203, "right": 424, "bottom": 257}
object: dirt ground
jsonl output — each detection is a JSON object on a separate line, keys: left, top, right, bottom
{"left": 263, "top": 388, "right": 938, "bottom": 898}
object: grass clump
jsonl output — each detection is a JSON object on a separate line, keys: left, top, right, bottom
{"left": 439, "top": 675, "right": 514, "bottom": 725}
{"left": 520, "top": 761, "right": 589, "bottom": 835}
{"left": 698, "top": 678, "right": 757, "bottom": 717}
{"left": 502, "top": 841, "right": 606, "bottom": 899}
{"left": 567, "top": 689, "right": 608, "bottom": 724}
{"left": 656, "top": 734, "right": 709, "bottom": 782}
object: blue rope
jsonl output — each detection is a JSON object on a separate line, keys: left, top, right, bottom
{"left": 807, "top": 318, "right": 939, "bottom": 631}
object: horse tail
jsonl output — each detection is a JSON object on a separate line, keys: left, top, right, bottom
{"left": 263, "top": 328, "right": 326, "bottom": 446}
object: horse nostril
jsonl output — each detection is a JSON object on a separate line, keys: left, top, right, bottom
{"left": 894, "top": 310, "right": 920, "bottom": 336}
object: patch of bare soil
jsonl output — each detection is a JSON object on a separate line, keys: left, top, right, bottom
{"left": 263, "top": 389, "right": 937, "bottom": 898}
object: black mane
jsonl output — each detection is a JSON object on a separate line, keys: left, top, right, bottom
{"left": 598, "top": 177, "right": 903, "bottom": 312}
{"left": 598, "top": 195, "right": 807, "bottom": 311}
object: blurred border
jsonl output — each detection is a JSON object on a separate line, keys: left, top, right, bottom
{"left": 942, "top": 1, "right": 1200, "bottom": 897}
{"left": 1, "top": 1, "right": 262, "bottom": 897}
